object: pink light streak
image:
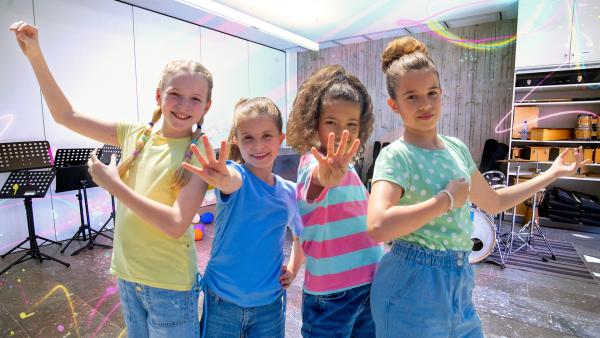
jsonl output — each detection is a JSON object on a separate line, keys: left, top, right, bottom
{"left": 496, "top": 110, "right": 598, "bottom": 134}
{"left": 493, "top": 61, "right": 599, "bottom": 134}
{"left": 90, "top": 302, "right": 121, "bottom": 338}
{"left": 87, "top": 285, "right": 118, "bottom": 328}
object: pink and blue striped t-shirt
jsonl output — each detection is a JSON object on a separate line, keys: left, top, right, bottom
{"left": 296, "top": 153, "right": 384, "bottom": 295}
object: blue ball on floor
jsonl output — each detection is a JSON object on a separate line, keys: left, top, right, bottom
{"left": 200, "top": 212, "right": 214, "bottom": 224}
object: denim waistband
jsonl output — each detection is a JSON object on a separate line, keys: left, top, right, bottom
{"left": 391, "top": 240, "right": 470, "bottom": 268}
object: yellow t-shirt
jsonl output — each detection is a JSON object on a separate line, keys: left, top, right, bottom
{"left": 110, "top": 122, "right": 201, "bottom": 291}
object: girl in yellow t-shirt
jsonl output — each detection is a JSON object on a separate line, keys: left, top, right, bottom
{"left": 11, "top": 21, "right": 217, "bottom": 337}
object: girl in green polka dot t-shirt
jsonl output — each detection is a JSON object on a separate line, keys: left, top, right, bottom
{"left": 367, "top": 36, "right": 588, "bottom": 338}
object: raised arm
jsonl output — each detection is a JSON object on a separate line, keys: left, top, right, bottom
{"left": 306, "top": 130, "right": 360, "bottom": 200}
{"left": 10, "top": 21, "right": 118, "bottom": 146}
{"left": 182, "top": 135, "right": 243, "bottom": 195}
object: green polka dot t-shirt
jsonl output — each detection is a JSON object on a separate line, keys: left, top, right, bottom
{"left": 372, "top": 135, "right": 477, "bottom": 251}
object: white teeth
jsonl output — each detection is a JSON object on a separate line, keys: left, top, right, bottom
{"left": 172, "top": 112, "right": 190, "bottom": 119}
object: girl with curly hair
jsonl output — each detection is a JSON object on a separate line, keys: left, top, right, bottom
{"left": 287, "top": 65, "right": 384, "bottom": 338}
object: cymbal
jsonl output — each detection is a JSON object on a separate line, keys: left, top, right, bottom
{"left": 495, "top": 158, "right": 535, "bottom": 163}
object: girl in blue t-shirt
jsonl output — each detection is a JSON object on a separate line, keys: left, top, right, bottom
{"left": 183, "top": 97, "right": 303, "bottom": 338}
{"left": 367, "top": 36, "right": 589, "bottom": 338}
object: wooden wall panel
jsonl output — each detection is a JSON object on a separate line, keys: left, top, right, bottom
{"left": 297, "top": 20, "right": 516, "bottom": 177}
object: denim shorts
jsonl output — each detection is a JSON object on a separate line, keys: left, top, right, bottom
{"left": 370, "top": 241, "right": 483, "bottom": 338}
{"left": 301, "top": 283, "right": 375, "bottom": 338}
{"left": 200, "top": 288, "right": 284, "bottom": 338}
{"left": 117, "top": 278, "right": 200, "bottom": 338}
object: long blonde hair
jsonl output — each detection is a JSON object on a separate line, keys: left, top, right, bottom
{"left": 117, "top": 60, "right": 213, "bottom": 190}
{"left": 227, "top": 97, "right": 283, "bottom": 163}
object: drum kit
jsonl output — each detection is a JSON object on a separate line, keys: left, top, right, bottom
{"left": 469, "top": 169, "right": 507, "bottom": 267}
{"left": 469, "top": 159, "right": 557, "bottom": 267}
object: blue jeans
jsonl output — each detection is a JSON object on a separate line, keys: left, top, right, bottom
{"left": 370, "top": 241, "right": 483, "bottom": 338}
{"left": 201, "top": 288, "right": 284, "bottom": 338}
{"left": 117, "top": 279, "right": 200, "bottom": 338}
{"left": 301, "top": 283, "right": 375, "bottom": 338}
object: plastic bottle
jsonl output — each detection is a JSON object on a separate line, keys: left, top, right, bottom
{"left": 520, "top": 120, "right": 529, "bottom": 140}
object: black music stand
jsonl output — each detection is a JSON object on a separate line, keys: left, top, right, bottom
{"left": 0, "top": 141, "right": 70, "bottom": 274}
{"left": 54, "top": 148, "right": 112, "bottom": 256}
{"left": 91, "top": 144, "right": 121, "bottom": 241}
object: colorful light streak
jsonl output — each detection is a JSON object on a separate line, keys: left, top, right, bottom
{"left": 87, "top": 286, "right": 118, "bottom": 328}
{"left": 427, "top": 20, "right": 515, "bottom": 50}
{"left": 2, "top": 280, "right": 127, "bottom": 337}
{"left": 18, "top": 284, "right": 81, "bottom": 338}
{"left": 392, "top": 0, "right": 518, "bottom": 50}
{"left": 496, "top": 110, "right": 597, "bottom": 134}
{"left": 495, "top": 61, "right": 599, "bottom": 134}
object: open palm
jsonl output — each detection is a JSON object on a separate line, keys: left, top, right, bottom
{"left": 311, "top": 130, "right": 360, "bottom": 188}
{"left": 182, "top": 135, "right": 230, "bottom": 189}
{"left": 549, "top": 147, "right": 590, "bottom": 177}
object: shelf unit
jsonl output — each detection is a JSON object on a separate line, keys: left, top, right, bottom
{"left": 514, "top": 83, "right": 600, "bottom": 93}
{"left": 511, "top": 140, "right": 600, "bottom": 144}
{"left": 514, "top": 100, "right": 600, "bottom": 107}
{"left": 507, "top": 171, "right": 600, "bottom": 182}
{"left": 507, "top": 68, "right": 600, "bottom": 232}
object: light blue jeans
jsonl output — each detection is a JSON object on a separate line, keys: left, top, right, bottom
{"left": 200, "top": 288, "right": 285, "bottom": 338}
{"left": 370, "top": 241, "right": 483, "bottom": 338}
{"left": 117, "top": 278, "right": 200, "bottom": 338}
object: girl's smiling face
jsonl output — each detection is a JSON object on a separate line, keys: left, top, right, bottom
{"left": 157, "top": 72, "right": 211, "bottom": 138}
{"left": 235, "top": 115, "right": 284, "bottom": 171}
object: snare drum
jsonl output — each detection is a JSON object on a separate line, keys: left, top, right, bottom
{"left": 469, "top": 207, "right": 496, "bottom": 263}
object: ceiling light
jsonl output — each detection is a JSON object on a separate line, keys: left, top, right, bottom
{"left": 175, "top": 0, "right": 319, "bottom": 50}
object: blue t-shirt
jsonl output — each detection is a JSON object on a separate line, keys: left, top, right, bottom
{"left": 203, "top": 161, "right": 302, "bottom": 307}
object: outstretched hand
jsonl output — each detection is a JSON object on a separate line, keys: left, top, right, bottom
{"left": 311, "top": 130, "right": 360, "bottom": 188}
{"left": 9, "top": 21, "right": 42, "bottom": 58}
{"left": 87, "top": 149, "right": 121, "bottom": 192}
{"left": 549, "top": 146, "right": 591, "bottom": 177}
{"left": 182, "top": 135, "right": 232, "bottom": 190}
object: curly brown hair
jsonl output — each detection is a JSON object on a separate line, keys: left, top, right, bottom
{"left": 381, "top": 36, "right": 438, "bottom": 100}
{"left": 287, "top": 65, "right": 374, "bottom": 156}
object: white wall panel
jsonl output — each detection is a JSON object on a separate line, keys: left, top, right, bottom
{"left": 133, "top": 7, "right": 201, "bottom": 125}
{"left": 0, "top": 0, "right": 57, "bottom": 252}
{"left": 34, "top": 0, "right": 138, "bottom": 241}
{"left": 200, "top": 28, "right": 249, "bottom": 145}
{"left": 248, "top": 42, "right": 286, "bottom": 130}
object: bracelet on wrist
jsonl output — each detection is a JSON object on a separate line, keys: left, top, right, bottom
{"left": 439, "top": 190, "right": 454, "bottom": 211}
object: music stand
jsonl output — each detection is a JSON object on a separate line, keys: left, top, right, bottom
{"left": 0, "top": 141, "right": 70, "bottom": 274}
{"left": 54, "top": 148, "right": 112, "bottom": 256}
{"left": 90, "top": 144, "right": 121, "bottom": 241}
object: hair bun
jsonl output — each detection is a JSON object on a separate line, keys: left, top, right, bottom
{"left": 381, "top": 36, "right": 428, "bottom": 72}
